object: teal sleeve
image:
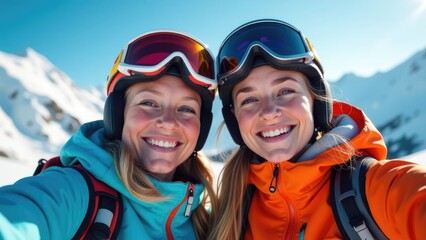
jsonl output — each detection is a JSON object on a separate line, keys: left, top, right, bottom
{"left": 0, "top": 167, "right": 89, "bottom": 240}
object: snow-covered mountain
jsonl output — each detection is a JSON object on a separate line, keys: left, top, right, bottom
{"left": 0, "top": 48, "right": 106, "bottom": 163}
{"left": 0, "top": 47, "right": 425, "bottom": 186}
{"left": 330, "top": 49, "right": 426, "bottom": 158}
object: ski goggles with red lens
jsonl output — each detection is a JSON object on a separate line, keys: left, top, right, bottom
{"left": 106, "top": 31, "right": 217, "bottom": 95}
{"left": 217, "top": 19, "right": 320, "bottom": 83}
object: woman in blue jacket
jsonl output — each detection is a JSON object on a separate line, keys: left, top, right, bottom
{"left": 0, "top": 31, "right": 218, "bottom": 239}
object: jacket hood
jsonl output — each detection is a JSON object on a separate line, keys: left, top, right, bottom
{"left": 332, "top": 101, "right": 387, "bottom": 159}
{"left": 60, "top": 120, "right": 116, "bottom": 183}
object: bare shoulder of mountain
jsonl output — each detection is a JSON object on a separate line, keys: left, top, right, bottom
{"left": 0, "top": 48, "right": 105, "bottom": 162}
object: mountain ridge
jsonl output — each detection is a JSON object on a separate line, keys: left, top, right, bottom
{"left": 0, "top": 48, "right": 105, "bottom": 161}
{"left": 329, "top": 47, "right": 426, "bottom": 158}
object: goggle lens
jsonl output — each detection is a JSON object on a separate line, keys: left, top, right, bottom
{"left": 126, "top": 33, "right": 214, "bottom": 79}
{"left": 218, "top": 21, "right": 310, "bottom": 76}
{"left": 107, "top": 32, "right": 216, "bottom": 95}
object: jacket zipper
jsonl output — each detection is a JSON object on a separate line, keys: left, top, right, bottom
{"left": 270, "top": 163, "right": 298, "bottom": 239}
{"left": 269, "top": 164, "right": 279, "bottom": 193}
{"left": 165, "top": 183, "right": 195, "bottom": 240}
{"left": 284, "top": 193, "right": 297, "bottom": 239}
{"left": 184, "top": 185, "right": 194, "bottom": 217}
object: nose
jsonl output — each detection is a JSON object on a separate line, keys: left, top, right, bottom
{"left": 259, "top": 98, "right": 281, "bottom": 120}
{"left": 156, "top": 108, "right": 178, "bottom": 130}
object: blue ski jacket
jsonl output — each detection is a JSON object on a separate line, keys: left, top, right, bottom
{"left": 0, "top": 120, "right": 204, "bottom": 240}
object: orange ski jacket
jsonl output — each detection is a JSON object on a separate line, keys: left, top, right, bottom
{"left": 245, "top": 101, "right": 426, "bottom": 239}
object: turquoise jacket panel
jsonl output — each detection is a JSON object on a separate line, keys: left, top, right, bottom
{"left": 0, "top": 120, "right": 204, "bottom": 240}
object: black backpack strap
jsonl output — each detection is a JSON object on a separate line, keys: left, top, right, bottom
{"left": 241, "top": 184, "right": 256, "bottom": 240}
{"left": 330, "top": 156, "right": 388, "bottom": 240}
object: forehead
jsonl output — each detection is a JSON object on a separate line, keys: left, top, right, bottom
{"left": 233, "top": 66, "right": 308, "bottom": 91}
{"left": 127, "top": 75, "right": 191, "bottom": 94}
{"left": 126, "top": 75, "right": 198, "bottom": 97}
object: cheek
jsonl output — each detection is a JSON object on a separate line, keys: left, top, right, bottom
{"left": 287, "top": 95, "right": 313, "bottom": 115}
{"left": 295, "top": 96, "right": 315, "bottom": 129}
{"left": 122, "top": 109, "right": 149, "bottom": 138}
{"left": 182, "top": 117, "right": 201, "bottom": 140}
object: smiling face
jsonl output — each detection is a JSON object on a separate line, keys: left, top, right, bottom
{"left": 121, "top": 75, "right": 201, "bottom": 181}
{"left": 232, "top": 65, "right": 315, "bottom": 162}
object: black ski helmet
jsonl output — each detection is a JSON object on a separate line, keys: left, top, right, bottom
{"left": 103, "top": 31, "right": 217, "bottom": 151}
{"left": 217, "top": 19, "right": 332, "bottom": 145}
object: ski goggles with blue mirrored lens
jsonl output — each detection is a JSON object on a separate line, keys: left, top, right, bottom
{"left": 217, "top": 19, "right": 320, "bottom": 83}
{"left": 107, "top": 31, "right": 217, "bottom": 95}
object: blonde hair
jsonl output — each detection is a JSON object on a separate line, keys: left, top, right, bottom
{"left": 105, "top": 140, "right": 218, "bottom": 239}
{"left": 208, "top": 148, "right": 253, "bottom": 240}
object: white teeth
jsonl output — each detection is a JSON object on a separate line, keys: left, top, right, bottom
{"left": 261, "top": 127, "right": 290, "bottom": 138}
{"left": 147, "top": 139, "right": 177, "bottom": 148}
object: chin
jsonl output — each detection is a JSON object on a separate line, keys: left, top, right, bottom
{"left": 262, "top": 150, "right": 294, "bottom": 163}
{"left": 266, "top": 157, "right": 290, "bottom": 163}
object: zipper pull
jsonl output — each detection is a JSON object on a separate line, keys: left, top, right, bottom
{"left": 269, "top": 164, "right": 279, "bottom": 193}
{"left": 184, "top": 185, "right": 194, "bottom": 217}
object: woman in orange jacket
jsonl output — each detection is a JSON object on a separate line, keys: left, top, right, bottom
{"left": 208, "top": 19, "right": 426, "bottom": 240}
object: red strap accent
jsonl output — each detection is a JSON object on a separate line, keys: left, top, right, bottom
{"left": 35, "top": 156, "right": 122, "bottom": 239}
{"left": 40, "top": 156, "right": 63, "bottom": 171}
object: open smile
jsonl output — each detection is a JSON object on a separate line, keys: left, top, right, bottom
{"left": 258, "top": 126, "right": 293, "bottom": 138}
{"left": 145, "top": 138, "right": 179, "bottom": 148}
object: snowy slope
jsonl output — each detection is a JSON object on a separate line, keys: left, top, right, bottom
{"left": 331, "top": 49, "right": 426, "bottom": 158}
{"left": 0, "top": 48, "right": 105, "bottom": 162}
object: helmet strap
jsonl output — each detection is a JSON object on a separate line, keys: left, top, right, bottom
{"left": 221, "top": 106, "right": 244, "bottom": 145}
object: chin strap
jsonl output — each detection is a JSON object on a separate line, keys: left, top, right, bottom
{"left": 309, "top": 127, "right": 321, "bottom": 143}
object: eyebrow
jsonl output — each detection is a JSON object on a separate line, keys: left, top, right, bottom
{"left": 234, "top": 77, "right": 296, "bottom": 98}
{"left": 273, "top": 77, "right": 295, "bottom": 85}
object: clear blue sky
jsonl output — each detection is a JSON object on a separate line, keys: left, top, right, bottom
{"left": 1, "top": 0, "right": 426, "bottom": 90}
